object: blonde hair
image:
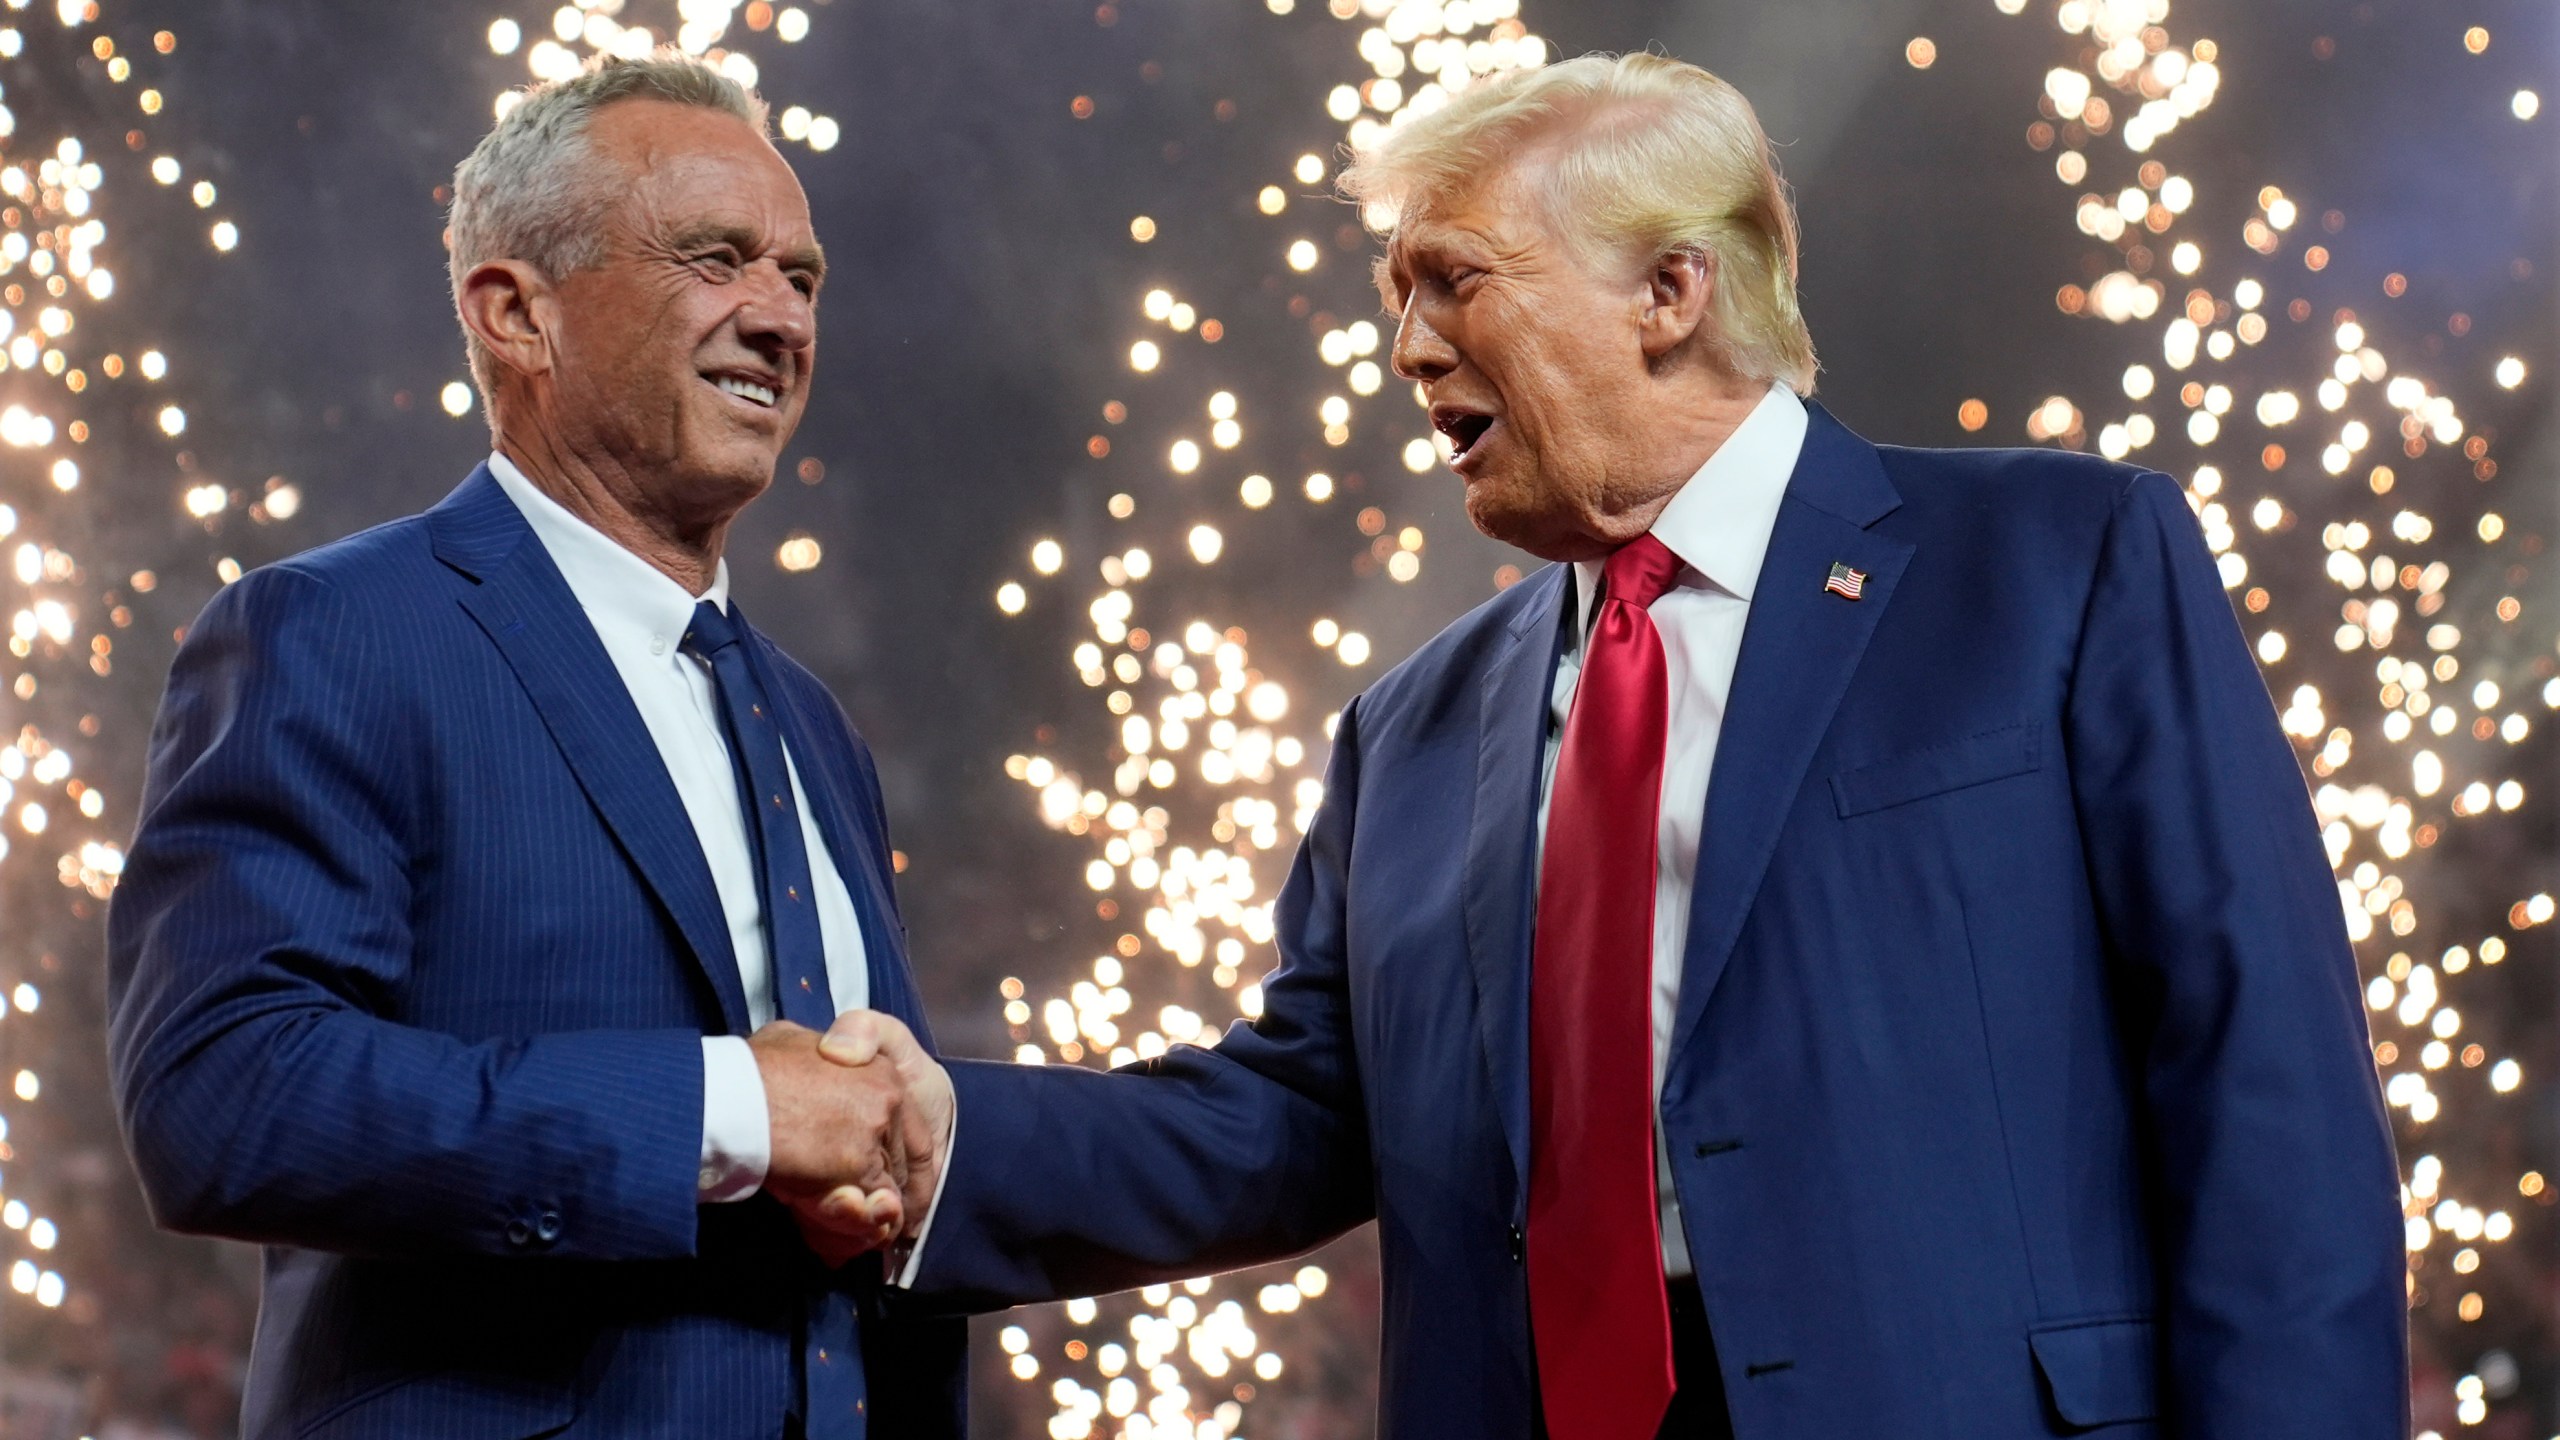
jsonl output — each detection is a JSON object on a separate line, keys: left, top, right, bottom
{"left": 1340, "top": 52, "right": 1815, "bottom": 393}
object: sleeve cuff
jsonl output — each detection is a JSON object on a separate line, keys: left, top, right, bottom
{"left": 697, "top": 1034, "right": 771, "bottom": 1203}
{"left": 890, "top": 1093, "right": 957, "bottom": 1288}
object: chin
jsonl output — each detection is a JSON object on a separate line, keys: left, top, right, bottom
{"left": 674, "top": 446, "right": 779, "bottom": 515}
{"left": 1462, "top": 473, "right": 1564, "bottom": 558}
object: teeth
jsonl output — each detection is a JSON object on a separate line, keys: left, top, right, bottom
{"left": 715, "top": 376, "right": 777, "bottom": 407}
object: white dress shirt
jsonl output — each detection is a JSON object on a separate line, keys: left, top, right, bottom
{"left": 486, "top": 454, "right": 871, "bottom": 1205}
{"left": 1533, "top": 383, "right": 1807, "bottom": 1279}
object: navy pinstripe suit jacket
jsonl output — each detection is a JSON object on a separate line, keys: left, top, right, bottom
{"left": 106, "top": 466, "right": 965, "bottom": 1439}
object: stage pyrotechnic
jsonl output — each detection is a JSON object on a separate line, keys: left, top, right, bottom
{"left": 0, "top": 0, "right": 257, "bottom": 1326}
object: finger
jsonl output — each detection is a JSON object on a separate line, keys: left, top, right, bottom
{"left": 818, "top": 1183, "right": 872, "bottom": 1226}
{"left": 795, "top": 1213, "right": 869, "bottom": 1270}
{"left": 817, "top": 1009, "right": 883, "bottom": 1067}
{"left": 866, "top": 1186, "right": 904, "bottom": 1244}
{"left": 870, "top": 1014, "right": 928, "bottom": 1073}
{"left": 820, "top": 1181, "right": 904, "bottom": 1230}
{"left": 887, "top": 1098, "right": 911, "bottom": 1185}
{"left": 896, "top": 1093, "right": 939, "bottom": 1201}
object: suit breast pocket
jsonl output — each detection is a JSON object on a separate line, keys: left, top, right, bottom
{"left": 1829, "top": 724, "right": 2042, "bottom": 818}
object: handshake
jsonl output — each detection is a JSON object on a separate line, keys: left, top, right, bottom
{"left": 746, "top": 1010, "right": 954, "bottom": 1268}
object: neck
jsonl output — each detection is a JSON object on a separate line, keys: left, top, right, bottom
{"left": 1559, "top": 369, "right": 1772, "bottom": 560}
{"left": 493, "top": 415, "right": 728, "bottom": 596}
{"left": 1646, "top": 368, "right": 1772, "bottom": 492}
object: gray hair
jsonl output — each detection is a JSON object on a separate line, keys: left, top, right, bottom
{"left": 448, "top": 51, "right": 769, "bottom": 399}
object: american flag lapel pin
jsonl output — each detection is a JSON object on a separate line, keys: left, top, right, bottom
{"left": 1823, "top": 561, "right": 1868, "bottom": 601}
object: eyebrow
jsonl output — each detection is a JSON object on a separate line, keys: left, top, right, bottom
{"left": 1376, "top": 223, "right": 1459, "bottom": 309}
{"left": 1372, "top": 254, "right": 1403, "bottom": 312}
{"left": 666, "top": 221, "right": 828, "bottom": 283}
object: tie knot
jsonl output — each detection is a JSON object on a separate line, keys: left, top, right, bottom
{"left": 683, "top": 599, "right": 741, "bottom": 658}
{"left": 1601, "top": 533, "right": 1683, "bottom": 613}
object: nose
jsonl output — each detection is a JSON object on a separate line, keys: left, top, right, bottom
{"left": 736, "top": 261, "right": 816, "bottom": 359}
{"left": 1390, "top": 299, "right": 1457, "bottom": 384}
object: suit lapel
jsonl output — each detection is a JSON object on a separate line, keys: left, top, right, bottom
{"left": 1461, "top": 565, "right": 1571, "bottom": 1191}
{"left": 429, "top": 468, "right": 755, "bottom": 1034}
{"left": 1665, "top": 407, "right": 1912, "bottom": 1068}
{"left": 738, "top": 615, "right": 931, "bottom": 1046}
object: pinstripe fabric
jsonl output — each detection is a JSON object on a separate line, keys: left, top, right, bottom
{"left": 106, "top": 467, "right": 965, "bottom": 1440}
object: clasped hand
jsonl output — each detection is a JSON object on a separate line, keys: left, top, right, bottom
{"left": 747, "top": 1010, "right": 953, "bottom": 1268}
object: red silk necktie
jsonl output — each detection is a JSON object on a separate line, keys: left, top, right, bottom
{"left": 1529, "top": 533, "right": 1683, "bottom": 1440}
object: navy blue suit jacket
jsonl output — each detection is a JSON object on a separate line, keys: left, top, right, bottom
{"left": 913, "top": 409, "right": 2405, "bottom": 1437}
{"left": 107, "top": 468, "right": 965, "bottom": 1439}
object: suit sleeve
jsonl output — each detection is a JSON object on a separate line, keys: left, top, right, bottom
{"left": 106, "top": 564, "right": 705, "bottom": 1262}
{"left": 2064, "top": 473, "right": 2407, "bottom": 1436}
{"left": 901, "top": 698, "right": 1379, "bottom": 1310}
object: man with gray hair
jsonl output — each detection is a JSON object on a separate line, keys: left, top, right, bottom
{"left": 851, "top": 51, "right": 2406, "bottom": 1440}
{"left": 107, "top": 54, "right": 958, "bottom": 1437}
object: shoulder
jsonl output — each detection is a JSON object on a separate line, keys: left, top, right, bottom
{"left": 1874, "top": 440, "right": 2154, "bottom": 522}
{"left": 1867, "top": 439, "right": 2187, "bottom": 569}
{"left": 1351, "top": 564, "right": 1562, "bottom": 732}
{"left": 172, "top": 515, "right": 461, "bottom": 723}
{"left": 200, "top": 514, "right": 444, "bottom": 631}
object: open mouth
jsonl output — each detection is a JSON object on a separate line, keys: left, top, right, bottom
{"left": 1431, "top": 405, "right": 1496, "bottom": 466}
{"left": 707, "top": 372, "right": 782, "bottom": 409}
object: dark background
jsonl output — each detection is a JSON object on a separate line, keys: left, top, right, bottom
{"left": 0, "top": 0, "right": 2546, "bottom": 1434}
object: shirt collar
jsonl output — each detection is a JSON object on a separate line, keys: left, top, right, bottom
{"left": 485, "top": 451, "right": 729, "bottom": 653}
{"left": 1570, "top": 382, "right": 1809, "bottom": 634}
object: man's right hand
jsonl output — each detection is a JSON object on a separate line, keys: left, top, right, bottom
{"left": 748, "top": 1020, "right": 906, "bottom": 1261}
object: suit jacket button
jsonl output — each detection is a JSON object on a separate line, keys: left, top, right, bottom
{"left": 536, "top": 1211, "right": 563, "bottom": 1242}
{"left": 1507, "top": 1225, "right": 1525, "bottom": 1264}
{"left": 505, "top": 1220, "right": 533, "bottom": 1247}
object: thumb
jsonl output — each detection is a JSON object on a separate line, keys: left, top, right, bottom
{"left": 817, "top": 1009, "right": 883, "bottom": 1067}
{"left": 871, "top": 1014, "right": 928, "bottom": 1071}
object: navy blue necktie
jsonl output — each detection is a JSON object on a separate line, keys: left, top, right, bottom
{"left": 684, "top": 600, "right": 837, "bottom": 1032}
{"left": 686, "top": 601, "right": 867, "bottom": 1435}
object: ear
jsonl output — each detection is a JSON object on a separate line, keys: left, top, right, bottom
{"left": 1635, "top": 247, "right": 1716, "bottom": 362}
{"left": 457, "top": 259, "right": 557, "bottom": 385}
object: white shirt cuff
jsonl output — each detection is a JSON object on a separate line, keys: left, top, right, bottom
{"left": 697, "top": 1034, "right": 771, "bottom": 1203}
{"left": 890, "top": 1096, "right": 956, "bottom": 1288}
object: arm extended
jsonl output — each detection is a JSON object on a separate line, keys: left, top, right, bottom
{"left": 906, "top": 700, "right": 1381, "bottom": 1310}
{"left": 106, "top": 564, "right": 705, "bottom": 1262}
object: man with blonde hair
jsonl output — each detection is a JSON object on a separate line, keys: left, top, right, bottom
{"left": 849, "top": 51, "right": 2407, "bottom": 1440}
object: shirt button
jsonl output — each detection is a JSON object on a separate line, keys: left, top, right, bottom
{"left": 699, "top": 1166, "right": 720, "bottom": 1190}
{"left": 650, "top": 635, "right": 668, "bottom": 657}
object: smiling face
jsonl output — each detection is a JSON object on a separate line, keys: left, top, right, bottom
{"left": 1384, "top": 159, "right": 1697, "bottom": 562}
{"left": 534, "top": 98, "right": 824, "bottom": 535}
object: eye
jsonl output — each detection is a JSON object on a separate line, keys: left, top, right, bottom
{"left": 789, "top": 272, "right": 819, "bottom": 299}
{"left": 689, "top": 247, "right": 743, "bottom": 279}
